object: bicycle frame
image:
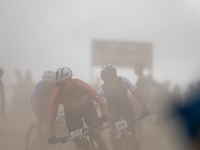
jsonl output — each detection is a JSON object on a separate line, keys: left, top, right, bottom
{"left": 58, "top": 123, "right": 99, "bottom": 150}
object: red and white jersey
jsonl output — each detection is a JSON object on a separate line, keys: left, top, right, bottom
{"left": 49, "top": 78, "right": 101, "bottom": 120}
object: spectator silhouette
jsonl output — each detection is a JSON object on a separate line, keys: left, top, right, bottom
{"left": 0, "top": 67, "right": 5, "bottom": 115}
{"left": 11, "top": 69, "right": 34, "bottom": 114}
{"left": 11, "top": 69, "right": 23, "bottom": 113}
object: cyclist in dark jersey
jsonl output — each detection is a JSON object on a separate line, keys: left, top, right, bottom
{"left": 99, "top": 64, "right": 149, "bottom": 150}
{"left": 48, "top": 67, "right": 109, "bottom": 150}
{"left": 0, "top": 68, "right": 5, "bottom": 115}
{"left": 31, "top": 70, "right": 55, "bottom": 150}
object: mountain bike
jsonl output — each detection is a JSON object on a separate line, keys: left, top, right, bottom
{"left": 56, "top": 116, "right": 107, "bottom": 150}
{"left": 25, "top": 112, "right": 67, "bottom": 150}
{"left": 101, "top": 117, "right": 142, "bottom": 150}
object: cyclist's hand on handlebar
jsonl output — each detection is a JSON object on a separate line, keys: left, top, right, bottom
{"left": 138, "top": 111, "right": 150, "bottom": 119}
{"left": 59, "top": 136, "right": 67, "bottom": 144}
{"left": 48, "top": 136, "right": 58, "bottom": 144}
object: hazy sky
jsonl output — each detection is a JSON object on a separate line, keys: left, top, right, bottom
{"left": 0, "top": 0, "right": 200, "bottom": 91}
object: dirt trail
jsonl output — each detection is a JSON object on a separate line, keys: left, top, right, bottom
{"left": 0, "top": 105, "right": 186, "bottom": 150}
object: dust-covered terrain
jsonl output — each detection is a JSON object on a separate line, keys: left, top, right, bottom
{"left": 0, "top": 100, "right": 187, "bottom": 150}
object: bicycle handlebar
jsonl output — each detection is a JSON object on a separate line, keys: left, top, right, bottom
{"left": 100, "top": 117, "right": 143, "bottom": 131}
{"left": 57, "top": 116, "right": 107, "bottom": 144}
{"left": 57, "top": 135, "right": 72, "bottom": 144}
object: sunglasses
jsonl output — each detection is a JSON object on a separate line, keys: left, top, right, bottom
{"left": 55, "top": 80, "right": 70, "bottom": 87}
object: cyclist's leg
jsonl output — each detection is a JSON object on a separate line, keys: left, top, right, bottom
{"left": 90, "top": 128, "right": 109, "bottom": 150}
{"left": 64, "top": 107, "right": 84, "bottom": 147}
{"left": 83, "top": 100, "right": 109, "bottom": 150}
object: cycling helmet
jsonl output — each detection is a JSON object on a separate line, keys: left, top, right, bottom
{"left": 100, "top": 64, "right": 117, "bottom": 81}
{"left": 42, "top": 70, "right": 55, "bottom": 82}
{"left": 54, "top": 67, "right": 73, "bottom": 84}
{"left": 0, "top": 68, "right": 3, "bottom": 76}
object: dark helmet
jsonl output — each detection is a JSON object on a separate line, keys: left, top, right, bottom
{"left": 0, "top": 68, "right": 4, "bottom": 76}
{"left": 100, "top": 64, "right": 117, "bottom": 81}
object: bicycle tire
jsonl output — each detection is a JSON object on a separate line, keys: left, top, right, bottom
{"left": 121, "top": 135, "right": 133, "bottom": 150}
{"left": 127, "top": 136, "right": 135, "bottom": 150}
{"left": 25, "top": 123, "right": 39, "bottom": 150}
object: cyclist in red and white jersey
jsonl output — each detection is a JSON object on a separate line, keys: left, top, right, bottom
{"left": 99, "top": 64, "right": 149, "bottom": 150}
{"left": 48, "top": 67, "right": 109, "bottom": 150}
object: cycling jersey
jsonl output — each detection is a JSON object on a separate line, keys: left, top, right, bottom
{"left": 31, "top": 80, "right": 56, "bottom": 117}
{"left": 31, "top": 80, "right": 55, "bottom": 102}
{"left": 98, "top": 76, "right": 138, "bottom": 98}
{"left": 64, "top": 99, "right": 98, "bottom": 133}
{"left": 49, "top": 78, "right": 101, "bottom": 121}
{"left": 98, "top": 76, "right": 138, "bottom": 125}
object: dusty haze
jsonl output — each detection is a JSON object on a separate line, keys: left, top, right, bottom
{"left": 0, "top": 0, "right": 200, "bottom": 150}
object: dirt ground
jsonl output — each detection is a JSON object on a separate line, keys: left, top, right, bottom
{"left": 0, "top": 103, "right": 188, "bottom": 150}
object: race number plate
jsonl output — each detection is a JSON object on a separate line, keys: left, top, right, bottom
{"left": 71, "top": 129, "right": 83, "bottom": 139}
{"left": 116, "top": 120, "right": 128, "bottom": 131}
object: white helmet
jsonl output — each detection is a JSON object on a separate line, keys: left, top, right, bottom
{"left": 101, "top": 64, "right": 117, "bottom": 81}
{"left": 42, "top": 70, "right": 55, "bottom": 82}
{"left": 54, "top": 67, "right": 73, "bottom": 84}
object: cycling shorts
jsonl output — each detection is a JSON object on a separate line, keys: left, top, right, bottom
{"left": 64, "top": 99, "right": 98, "bottom": 133}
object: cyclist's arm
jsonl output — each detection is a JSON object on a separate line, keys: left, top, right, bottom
{"left": 31, "top": 82, "right": 41, "bottom": 115}
{"left": 48, "top": 118, "right": 56, "bottom": 137}
{"left": 133, "top": 89, "right": 148, "bottom": 111}
{"left": 82, "top": 81, "right": 107, "bottom": 116}
{"left": 95, "top": 97, "right": 107, "bottom": 116}
{"left": 48, "top": 104, "right": 59, "bottom": 137}
{"left": 31, "top": 98, "right": 40, "bottom": 115}
{"left": 93, "top": 100, "right": 99, "bottom": 109}
{"left": 97, "top": 87, "right": 107, "bottom": 116}
{"left": 122, "top": 77, "right": 148, "bottom": 111}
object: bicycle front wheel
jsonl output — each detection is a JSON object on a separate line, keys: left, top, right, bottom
{"left": 25, "top": 123, "right": 39, "bottom": 150}
{"left": 121, "top": 136, "right": 134, "bottom": 150}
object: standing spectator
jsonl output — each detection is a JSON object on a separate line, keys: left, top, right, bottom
{"left": 0, "top": 68, "right": 5, "bottom": 115}
{"left": 133, "top": 63, "right": 150, "bottom": 142}
{"left": 134, "top": 63, "right": 151, "bottom": 100}
{"left": 11, "top": 69, "right": 23, "bottom": 113}
{"left": 22, "top": 70, "right": 34, "bottom": 103}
